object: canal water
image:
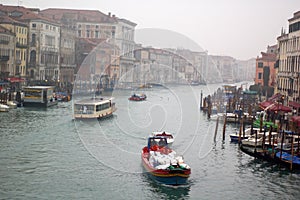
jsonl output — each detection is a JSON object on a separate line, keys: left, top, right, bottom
{"left": 1, "top": 83, "right": 300, "bottom": 200}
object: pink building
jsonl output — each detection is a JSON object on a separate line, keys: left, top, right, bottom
{"left": 255, "top": 45, "right": 277, "bottom": 87}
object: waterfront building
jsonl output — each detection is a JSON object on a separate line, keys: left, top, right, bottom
{"left": 134, "top": 47, "right": 193, "bottom": 84}
{"left": 209, "top": 55, "right": 236, "bottom": 83}
{"left": 255, "top": 45, "right": 277, "bottom": 87}
{"left": 276, "top": 11, "right": 300, "bottom": 104}
{"left": 40, "top": 9, "right": 136, "bottom": 86}
{"left": 0, "top": 5, "right": 61, "bottom": 83}
{"left": 59, "top": 25, "right": 76, "bottom": 88}
{"left": 0, "top": 25, "right": 15, "bottom": 83}
{"left": 0, "top": 15, "right": 28, "bottom": 79}
{"left": 235, "top": 58, "right": 256, "bottom": 83}
{"left": 115, "top": 18, "right": 137, "bottom": 84}
{"left": 74, "top": 38, "right": 120, "bottom": 92}
{"left": 172, "top": 48, "right": 208, "bottom": 84}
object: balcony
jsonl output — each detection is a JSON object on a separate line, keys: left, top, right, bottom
{"left": 0, "top": 40, "right": 9, "bottom": 45}
{"left": 0, "top": 56, "right": 9, "bottom": 62}
{"left": 16, "top": 42, "right": 28, "bottom": 49}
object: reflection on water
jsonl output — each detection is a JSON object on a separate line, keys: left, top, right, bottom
{"left": 142, "top": 173, "right": 191, "bottom": 200}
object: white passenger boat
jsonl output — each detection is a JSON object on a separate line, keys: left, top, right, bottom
{"left": 73, "top": 97, "right": 116, "bottom": 119}
{"left": 23, "top": 86, "right": 58, "bottom": 107}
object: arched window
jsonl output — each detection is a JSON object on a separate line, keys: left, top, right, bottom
{"left": 30, "top": 50, "right": 36, "bottom": 65}
{"left": 31, "top": 33, "right": 36, "bottom": 45}
{"left": 30, "top": 69, "right": 34, "bottom": 78}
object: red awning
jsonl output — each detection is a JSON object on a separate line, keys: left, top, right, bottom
{"left": 268, "top": 93, "right": 282, "bottom": 101}
{"left": 289, "top": 101, "right": 300, "bottom": 108}
{"left": 7, "top": 77, "right": 25, "bottom": 83}
{"left": 259, "top": 101, "right": 274, "bottom": 109}
{"left": 268, "top": 103, "right": 292, "bottom": 112}
{"left": 291, "top": 116, "right": 300, "bottom": 126}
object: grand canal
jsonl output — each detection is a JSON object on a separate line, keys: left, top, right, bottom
{"left": 1, "top": 83, "right": 300, "bottom": 199}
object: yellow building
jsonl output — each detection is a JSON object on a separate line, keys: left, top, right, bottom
{"left": 0, "top": 15, "right": 28, "bottom": 78}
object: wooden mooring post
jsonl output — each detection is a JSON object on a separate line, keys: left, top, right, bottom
{"left": 222, "top": 115, "right": 227, "bottom": 141}
{"left": 200, "top": 90, "right": 203, "bottom": 110}
{"left": 214, "top": 116, "right": 219, "bottom": 143}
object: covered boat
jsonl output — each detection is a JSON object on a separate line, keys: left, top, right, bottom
{"left": 141, "top": 137, "right": 191, "bottom": 185}
{"left": 129, "top": 93, "right": 147, "bottom": 101}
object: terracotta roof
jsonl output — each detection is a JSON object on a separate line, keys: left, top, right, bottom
{"left": 0, "top": 15, "right": 27, "bottom": 27}
{"left": 40, "top": 8, "right": 117, "bottom": 23}
{"left": 260, "top": 52, "right": 276, "bottom": 60}
{"left": 0, "top": 4, "right": 58, "bottom": 25}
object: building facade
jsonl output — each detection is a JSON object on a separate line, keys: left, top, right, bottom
{"left": 0, "top": 15, "right": 28, "bottom": 78}
{"left": 255, "top": 45, "right": 277, "bottom": 87}
{"left": 276, "top": 11, "right": 300, "bottom": 103}
{"left": 0, "top": 25, "right": 15, "bottom": 81}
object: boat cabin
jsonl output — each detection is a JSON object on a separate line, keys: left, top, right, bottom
{"left": 147, "top": 137, "right": 168, "bottom": 151}
{"left": 73, "top": 97, "right": 116, "bottom": 119}
{"left": 23, "top": 86, "right": 57, "bottom": 107}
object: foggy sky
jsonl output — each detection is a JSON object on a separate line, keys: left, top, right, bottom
{"left": 2, "top": 0, "right": 300, "bottom": 60}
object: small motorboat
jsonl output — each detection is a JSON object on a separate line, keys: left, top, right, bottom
{"left": 141, "top": 136, "right": 191, "bottom": 185}
{"left": 128, "top": 93, "right": 147, "bottom": 101}
{"left": 151, "top": 131, "right": 174, "bottom": 145}
{"left": 229, "top": 127, "right": 260, "bottom": 142}
{"left": 7, "top": 101, "right": 17, "bottom": 109}
{"left": 0, "top": 103, "right": 9, "bottom": 112}
{"left": 241, "top": 130, "right": 277, "bottom": 147}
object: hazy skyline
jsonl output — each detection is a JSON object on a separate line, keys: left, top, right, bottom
{"left": 1, "top": 0, "right": 300, "bottom": 60}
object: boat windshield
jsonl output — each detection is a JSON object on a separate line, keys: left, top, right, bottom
{"left": 148, "top": 137, "right": 168, "bottom": 149}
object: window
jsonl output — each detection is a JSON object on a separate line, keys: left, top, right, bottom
{"left": 258, "top": 72, "right": 262, "bottom": 79}
{"left": 31, "top": 34, "right": 36, "bottom": 45}
{"left": 95, "top": 31, "right": 99, "bottom": 38}
{"left": 258, "top": 62, "right": 263, "bottom": 68}
{"left": 78, "top": 30, "right": 81, "bottom": 37}
{"left": 32, "top": 23, "right": 36, "bottom": 28}
{"left": 45, "top": 35, "right": 55, "bottom": 46}
{"left": 86, "top": 30, "right": 90, "bottom": 38}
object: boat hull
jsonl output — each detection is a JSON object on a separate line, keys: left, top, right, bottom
{"left": 74, "top": 107, "right": 116, "bottom": 120}
{"left": 230, "top": 134, "right": 249, "bottom": 142}
{"left": 141, "top": 151, "right": 190, "bottom": 185}
{"left": 275, "top": 152, "right": 300, "bottom": 169}
{"left": 23, "top": 101, "right": 58, "bottom": 108}
{"left": 128, "top": 97, "right": 146, "bottom": 101}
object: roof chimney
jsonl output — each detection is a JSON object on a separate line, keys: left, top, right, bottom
{"left": 108, "top": 12, "right": 111, "bottom": 17}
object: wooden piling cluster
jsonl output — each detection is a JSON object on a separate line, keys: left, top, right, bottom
{"left": 201, "top": 84, "right": 300, "bottom": 171}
